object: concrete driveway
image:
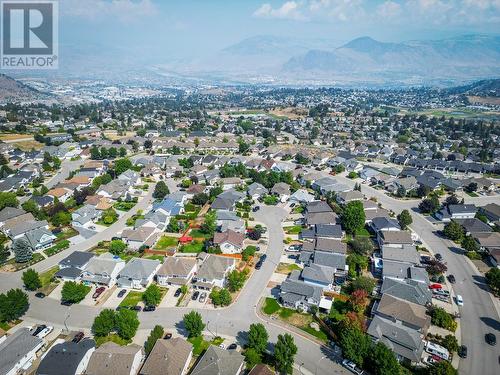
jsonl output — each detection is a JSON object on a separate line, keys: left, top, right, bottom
{"left": 159, "top": 287, "right": 179, "bottom": 308}
{"left": 102, "top": 287, "right": 127, "bottom": 308}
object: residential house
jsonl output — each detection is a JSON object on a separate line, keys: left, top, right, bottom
{"left": 72, "top": 205, "right": 101, "bottom": 228}
{"left": 381, "top": 278, "right": 432, "bottom": 306}
{"left": 479, "top": 203, "right": 500, "bottom": 224}
{"left": 192, "top": 253, "right": 236, "bottom": 290}
{"left": 56, "top": 251, "right": 95, "bottom": 281}
{"left": 47, "top": 187, "right": 73, "bottom": 202}
{"left": 190, "top": 345, "right": 244, "bottom": 375}
{"left": 23, "top": 227, "right": 57, "bottom": 252}
{"left": 373, "top": 294, "right": 430, "bottom": 334}
{"left": 118, "top": 170, "right": 141, "bottom": 185}
{"left": 117, "top": 258, "right": 161, "bottom": 289}
{"left": 279, "top": 270, "right": 332, "bottom": 312}
{"left": 247, "top": 182, "right": 267, "bottom": 201}
{"left": 378, "top": 231, "right": 413, "bottom": 248}
{"left": 436, "top": 204, "right": 477, "bottom": 222}
{"left": 139, "top": 337, "right": 193, "bottom": 375}
{"left": 0, "top": 328, "right": 44, "bottom": 375}
{"left": 216, "top": 210, "right": 245, "bottom": 233}
{"left": 213, "top": 229, "right": 245, "bottom": 254}
{"left": 301, "top": 224, "right": 342, "bottom": 240}
{"left": 97, "top": 179, "right": 132, "bottom": 200}
{"left": 289, "top": 189, "right": 315, "bottom": 204}
{"left": 80, "top": 253, "right": 126, "bottom": 287}
{"left": 85, "top": 342, "right": 144, "bottom": 375}
{"left": 211, "top": 189, "right": 245, "bottom": 211}
{"left": 371, "top": 217, "right": 401, "bottom": 233}
{"left": 36, "top": 338, "right": 95, "bottom": 375}
{"left": 271, "top": 182, "right": 291, "bottom": 203}
{"left": 454, "top": 218, "right": 492, "bottom": 235}
{"left": 0, "top": 207, "right": 25, "bottom": 228}
{"left": 156, "top": 257, "right": 197, "bottom": 286}
{"left": 121, "top": 227, "right": 159, "bottom": 250}
{"left": 336, "top": 190, "right": 363, "bottom": 205}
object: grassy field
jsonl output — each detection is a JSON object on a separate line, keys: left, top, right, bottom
{"left": 179, "top": 241, "right": 204, "bottom": 253}
{"left": 14, "top": 140, "right": 45, "bottom": 151}
{"left": 39, "top": 266, "right": 59, "bottom": 287}
{"left": 119, "top": 291, "right": 143, "bottom": 307}
{"left": 189, "top": 229, "right": 211, "bottom": 239}
{"left": 275, "top": 263, "right": 302, "bottom": 275}
{"left": 0, "top": 133, "right": 33, "bottom": 141}
{"left": 263, "top": 298, "right": 281, "bottom": 314}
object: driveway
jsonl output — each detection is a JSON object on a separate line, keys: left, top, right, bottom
{"left": 159, "top": 287, "right": 179, "bottom": 308}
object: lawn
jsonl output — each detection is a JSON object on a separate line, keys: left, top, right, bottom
{"left": 466, "top": 192, "right": 479, "bottom": 197}
{"left": 39, "top": 266, "right": 59, "bottom": 287}
{"left": 188, "top": 335, "right": 225, "bottom": 356}
{"left": 1, "top": 253, "right": 45, "bottom": 271}
{"left": 154, "top": 236, "right": 179, "bottom": 250}
{"left": 119, "top": 291, "right": 143, "bottom": 307}
{"left": 44, "top": 240, "right": 70, "bottom": 257}
{"left": 354, "top": 227, "right": 371, "bottom": 237}
{"left": 119, "top": 252, "right": 141, "bottom": 263}
{"left": 275, "top": 263, "right": 302, "bottom": 275}
{"left": 292, "top": 206, "right": 304, "bottom": 214}
{"left": 144, "top": 255, "right": 165, "bottom": 262}
{"left": 263, "top": 298, "right": 281, "bottom": 315}
{"left": 114, "top": 201, "right": 136, "bottom": 211}
{"left": 95, "top": 334, "right": 131, "bottom": 347}
{"left": 55, "top": 227, "right": 79, "bottom": 241}
{"left": 284, "top": 225, "right": 303, "bottom": 234}
{"left": 179, "top": 241, "right": 204, "bottom": 254}
{"left": 189, "top": 229, "right": 211, "bottom": 239}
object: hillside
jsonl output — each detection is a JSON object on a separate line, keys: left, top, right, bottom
{"left": 0, "top": 74, "right": 44, "bottom": 102}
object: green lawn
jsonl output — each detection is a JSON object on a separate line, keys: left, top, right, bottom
{"left": 189, "top": 229, "right": 211, "bottom": 239}
{"left": 354, "top": 227, "right": 371, "bottom": 237}
{"left": 114, "top": 201, "right": 136, "bottom": 211}
{"left": 292, "top": 206, "right": 304, "bottom": 214}
{"left": 276, "top": 263, "right": 302, "bottom": 275}
{"left": 119, "top": 252, "right": 141, "bottom": 263}
{"left": 179, "top": 241, "right": 204, "bottom": 253}
{"left": 39, "top": 266, "right": 59, "bottom": 287}
{"left": 284, "top": 225, "right": 302, "bottom": 234}
{"left": 188, "top": 335, "right": 225, "bottom": 356}
{"left": 466, "top": 192, "right": 479, "bottom": 197}
{"left": 55, "top": 227, "right": 78, "bottom": 241}
{"left": 301, "top": 326, "right": 329, "bottom": 342}
{"left": 155, "top": 236, "right": 178, "bottom": 250}
{"left": 145, "top": 255, "right": 165, "bottom": 262}
{"left": 263, "top": 298, "right": 281, "bottom": 315}
{"left": 119, "top": 291, "right": 143, "bottom": 307}
{"left": 95, "top": 334, "right": 131, "bottom": 347}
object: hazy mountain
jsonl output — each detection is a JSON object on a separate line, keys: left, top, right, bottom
{"left": 282, "top": 35, "right": 500, "bottom": 85}
{"left": 0, "top": 74, "right": 46, "bottom": 103}
{"left": 446, "top": 78, "right": 499, "bottom": 97}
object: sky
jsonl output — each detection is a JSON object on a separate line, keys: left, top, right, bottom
{"left": 59, "top": 0, "right": 499, "bottom": 61}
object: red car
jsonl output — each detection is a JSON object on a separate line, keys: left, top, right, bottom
{"left": 93, "top": 287, "right": 106, "bottom": 299}
{"left": 429, "top": 283, "right": 442, "bottom": 290}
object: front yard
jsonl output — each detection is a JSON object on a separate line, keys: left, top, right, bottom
{"left": 283, "top": 225, "right": 303, "bottom": 234}
{"left": 119, "top": 291, "right": 143, "bottom": 307}
{"left": 275, "top": 262, "right": 302, "bottom": 275}
{"left": 188, "top": 335, "right": 225, "bottom": 356}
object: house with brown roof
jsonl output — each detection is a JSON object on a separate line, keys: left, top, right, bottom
{"left": 157, "top": 257, "right": 198, "bottom": 286}
{"left": 47, "top": 187, "right": 73, "bottom": 202}
{"left": 121, "top": 227, "right": 159, "bottom": 250}
{"left": 213, "top": 229, "right": 245, "bottom": 254}
{"left": 248, "top": 364, "right": 275, "bottom": 375}
{"left": 85, "top": 342, "right": 143, "bottom": 375}
{"left": 378, "top": 231, "right": 413, "bottom": 248}
{"left": 139, "top": 338, "right": 192, "bottom": 375}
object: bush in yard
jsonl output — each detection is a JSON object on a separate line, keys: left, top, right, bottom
{"left": 192, "top": 193, "right": 209, "bottom": 206}
{"left": 92, "top": 309, "right": 116, "bottom": 337}
{"left": 429, "top": 307, "right": 457, "bottom": 332}
{"left": 461, "top": 236, "right": 479, "bottom": 253}
{"left": 109, "top": 240, "right": 127, "bottom": 255}
{"left": 227, "top": 269, "right": 248, "bottom": 292}
{"left": 441, "top": 334, "right": 459, "bottom": 353}
{"left": 242, "top": 246, "right": 257, "bottom": 262}
{"left": 143, "top": 284, "right": 162, "bottom": 306}
{"left": 144, "top": 325, "right": 164, "bottom": 355}
{"left": 115, "top": 308, "right": 139, "bottom": 340}
{"left": 349, "top": 276, "right": 376, "bottom": 294}
{"left": 427, "top": 361, "right": 458, "bottom": 375}
{"left": 426, "top": 259, "right": 447, "bottom": 276}
{"left": 247, "top": 323, "right": 268, "bottom": 354}
{"left": 210, "top": 288, "right": 232, "bottom": 306}
{"left": 349, "top": 236, "right": 373, "bottom": 255}
{"left": 61, "top": 281, "right": 90, "bottom": 303}
{"left": 22, "top": 269, "right": 41, "bottom": 291}
{"left": 12, "top": 238, "right": 33, "bottom": 263}
{"left": 183, "top": 311, "right": 205, "bottom": 338}
{"left": 200, "top": 210, "right": 217, "bottom": 235}
{"left": 397, "top": 209, "right": 412, "bottom": 229}
{"left": 0, "top": 288, "right": 29, "bottom": 322}
{"left": 274, "top": 333, "right": 297, "bottom": 375}
{"left": 349, "top": 289, "right": 368, "bottom": 313}
{"left": 443, "top": 221, "right": 464, "bottom": 242}
{"left": 485, "top": 267, "right": 500, "bottom": 296}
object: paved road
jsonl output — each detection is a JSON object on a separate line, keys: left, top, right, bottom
{"left": 334, "top": 173, "right": 500, "bottom": 375}
{"left": 45, "top": 159, "right": 85, "bottom": 189}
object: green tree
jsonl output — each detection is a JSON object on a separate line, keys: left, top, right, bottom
{"left": 443, "top": 221, "right": 464, "bottom": 242}
{"left": 210, "top": 288, "right": 232, "bottom": 306}
{"left": 167, "top": 217, "right": 180, "bottom": 233}
{"left": 397, "top": 209, "right": 412, "bottom": 229}
{"left": 192, "top": 193, "right": 209, "bottom": 206}
{"left": 244, "top": 348, "right": 262, "bottom": 369}
{"left": 349, "top": 237, "right": 373, "bottom": 255}
{"left": 429, "top": 307, "right": 457, "bottom": 332}
{"left": 52, "top": 211, "right": 71, "bottom": 227}
{"left": 227, "top": 269, "right": 248, "bottom": 292}
{"left": 92, "top": 309, "right": 116, "bottom": 337}
{"left": 441, "top": 334, "right": 459, "bottom": 353}
{"left": 485, "top": 267, "right": 500, "bottom": 296}
{"left": 115, "top": 308, "right": 139, "bottom": 340}
{"left": 144, "top": 325, "right": 164, "bottom": 355}
{"left": 114, "top": 158, "right": 133, "bottom": 175}
{"left": 61, "top": 281, "right": 90, "bottom": 303}
{"left": 349, "top": 276, "right": 376, "bottom": 294}
{"left": 274, "top": 333, "right": 297, "bottom": 375}
{"left": 341, "top": 201, "right": 365, "bottom": 234}
{"left": 0, "top": 288, "right": 29, "bottom": 322}
{"left": 367, "top": 341, "right": 402, "bottom": 375}
{"left": 338, "top": 323, "right": 371, "bottom": 367}
{"left": 247, "top": 323, "right": 268, "bottom": 354}
{"left": 427, "top": 361, "right": 458, "bottom": 375}
{"left": 142, "top": 284, "right": 162, "bottom": 306}
{"left": 461, "top": 236, "right": 479, "bottom": 252}
{"left": 153, "top": 181, "right": 170, "bottom": 199}
{"left": 346, "top": 254, "right": 368, "bottom": 278}
{"left": 419, "top": 196, "right": 440, "bottom": 214}
{"left": 200, "top": 210, "right": 217, "bottom": 235}
{"left": 183, "top": 311, "right": 205, "bottom": 338}
{"left": 0, "top": 192, "right": 19, "bottom": 210}
{"left": 109, "top": 239, "right": 127, "bottom": 255}
{"left": 12, "top": 238, "right": 32, "bottom": 263}
{"left": 22, "top": 269, "right": 41, "bottom": 291}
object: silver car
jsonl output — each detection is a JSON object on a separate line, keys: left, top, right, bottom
{"left": 199, "top": 292, "right": 207, "bottom": 303}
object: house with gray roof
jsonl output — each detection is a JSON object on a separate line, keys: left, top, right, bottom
{"left": 247, "top": 182, "right": 267, "bottom": 201}
{"left": 381, "top": 245, "right": 419, "bottom": 265}
{"left": 279, "top": 271, "right": 323, "bottom": 311}
{"left": 56, "top": 251, "right": 95, "bottom": 281}
{"left": 373, "top": 294, "right": 430, "bottom": 334}
{"left": 0, "top": 207, "right": 25, "bottom": 226}
{"left": 271, "top": 182, "right": 291, "bottom": 202}
{"left": 367, "top": 315, "right": 425, "bottom": 363}
{"left": 454, "top": 218, "right": 493, "bottom": 235}
{"left": 193, "top": 254, "right": 236, "bottom": 290}
{"left": 157, "top": 257, "right": 197, "bottom": 286}
{"left": 81, "top": 253, "right": 126, "bottom": 287}
{"left": 216, "top": 210, "right": 245, "bottom": 233}
{"left": 382, "top": 260, "right": 429, "bottom": 284}
{"left": 72, "top": 205, "right": 100, "bottom": 228}
{"left": 289, "top": 189, "right": 315, "bottom": 204}
{"left": 86, "top": 342, "right": 144, "bottom": 375}
{"left": 190, "top": 345, "right": 244, "bottom": 375}
{"left": 0, "top": 328, "right": 44, "bottom": 375}
{"left": 139, "top": 337, "right": 193, "bottom": 375}
{"left": 23, "top": 227, "right": 57, "bottom": 252}
{"left": 381, "top": 278, "right": 432, "bottom": 306}
{"left": 36, "top": 338, "right": 95, "bottom": 375}
{"left": 336, "top": 190, "right": 363, "bottom": 205}
{"left": 117, "top": 258, "right": 161, "bottom": 289}
{"left": 436, "top": 204, "right": 477, "bottom": 222}
{"left": 378, "top": 231, "right": 413, "bottom": 248}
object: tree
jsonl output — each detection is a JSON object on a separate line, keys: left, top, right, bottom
{"left": 244, "top": 348, "right": 262, "bottom": 369}
{"left": 143, "top": 284, "right": 162, "bottom": 306}
{"left": 445, "top": 194, "right": 460, "bottom": 206}
{"left": 52, "top": 211, "right": 71, "bottom": 227}
{"left": 427, "top": 361, "right": 458, "bottom": 375}
{"left": 419, "top": 196, "right": 439, "bottom": 214}
{"left": 114, "top": 158, "right": 133, "bottom": 175}
{"left": 247, "top": 323, "right": 268, "bottom": 354}
{"left": 366, "top": 342, "right": 401, "bottom": 375}
{"left": 461, "top": 236, "right": 479, "bottom": 252}
{"left": 0, "top": 192, "right": 19, "bottom": 210}
{"left": 192, "top": 193, "right": 209, "bottom": 206}
{"left": 227, "top": 269, "right": 248, "bottom": 292}
{"left": 464, "top": 182, "right": 478, "bottom": 193}
{"left": 144, "top": 140, "right": 153, "bottom": 149}
{"left": 167, "top": 217, "right": 180, "bottom": 233}
{"left": 341, "top": 201, "right": 365, "bottom": 234}
{"left": 346, "top": 254, "right": 368, "bottom": 278}
{"left": 396, "top": 185, "right": 406, "bottom": 197}
{"left": 144, "top": 325, "right": 164, "bottom": 355}
{"left": 397, "top": 209, "right": 412, "bottom": 229}
{"left": 485, "top": 267, "right": 500, "bottom": 296}
{"left": 349, "top": 237, "right": 373, "bottom": 255}
{"left": 183, "top": 311, "right": 205, "bottom": 338}
{"left": 349, "top": 289, "right": 368, "bottom": 313}
{"left": 12, "top": 238, "right": 32, "bottom": 263}
{"left": 426, "top": 259, "right": 448, "bottom": 276}
{"left": 200, "top": 210, "right": 217, "bottom": 235}
{"left": 443, "top": 221, "right": 464, "bottom": 242}
{"left": 22, "top": 269, "right": 41, "bottom": 291}
{"left": 61, "top": 281, "right": 90, "bottom": 303}
{"left": 0, "top": 288, "right": 29, "bottom": 321}
{"left": 349, "top": 276, "right": 376, "bottom": 294}
{"left": 210, "top": 288, "right": 232, "bottom": 306}
{"left": 338, "top": 322, "right": 371, "bottom": 366}
{"left": 274, "top": 333, "right": 297, "bottom": 375}
{"left": 115, "top": 308, "right": 139, "bottom": 340}
{"left": 441, "top": 334, "right": 459, "bottom": 353}
{"left": 92, "top": 309, "right": 116, "bottom": 337}
{"left": 102, "top": 208, "right": 118, "bottom": 224}
{"left": 109, "top": 239, "right": 127, "bottom": 255}
{"left": 429, "top": 307, "right": 457, "bottom": 331}
{"left": 153, "top": 181, "right": 169, "bottom": 199}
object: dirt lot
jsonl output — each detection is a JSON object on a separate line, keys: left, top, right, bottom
{"left": 269, "top": 107, "right": 307, "bottom": 120}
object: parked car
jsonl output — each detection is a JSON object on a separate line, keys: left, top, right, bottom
{"left": 174, "top": 288, "right": 182, "bottom": 297}
{"left": 447, "top": 274, "right": 456, "bottom": 284}
{"left": 486, "top": 333, "right": 496, "bottom": 346}
{"left": 93, "top": 286, "right": 106, "bottom": 299}
{"left": 456, "top": 294, "right": 464, "bottom": 306}
{"left": 435, "top": 253, "right": 443, "bottom": 261}
{"left": 227, "top": 343, "right": 238, "bottom": 350}
{"left": 72, "top": 332, "right": 84, "bottom": 343}
{"left": 117, "top": 289, "right": 127, "bottom": 298}
{"left": 199, "top": 292, "right": 207, "bottom": 303}
{"left": 61, "top": 300, "right": 72, "bottom": 306}
{"left": 32, "top": 325, "right": 47, "bottom": 337}
{"left": 342, "top": 359, "right": 364, "bottom": 375}
{"left": 458, "top": 345, "right": 467, "bottom": 358}
{"left": 192, "top": 291, "right": 200, "bottom": 300}
{"left": 131, "top": 305, "right": 142, "bottom": 312}
{"left": 252, "top": 206, "right": 260, "bottom": 212}
{"left": 36, "top": 326, "right": 53, "bottom": 339}
{"left": 164, "top": 332, "right": 172, "bottom": 339}
{"left": 219, "top": 343, "right": 226, "bottom": 349}
{"left": 433, "top": 289, "right": 450, "bottom": 297}
{"left": 255, "top": 254, "right": 267, "bottom": 270}
{"left": 35, "top": 292, "right": 46, "bottom": 298}
{"left": 287, "top": 245, "right": 301, "bottom": 252}
{"left": 143, "top": 305, "right": 156, "bottom": 312}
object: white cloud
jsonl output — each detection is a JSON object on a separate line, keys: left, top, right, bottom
{"left": 377, "top": 1, "right": 402, "bottom": 18}
{"left": 63, "top": 0, "right": 158, "bottom": 22}
{"left": 253, "top": 1, "right": 307, "bottom": 20}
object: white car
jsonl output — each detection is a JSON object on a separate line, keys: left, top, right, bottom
{"left": 456, "top": 295, "right": 464, "bottom": 306}
{"left": 342, "top": 359, "right": 364, "bottom": 375}
{"left": 36, "top": 326, "right": 54, "bottom": 339}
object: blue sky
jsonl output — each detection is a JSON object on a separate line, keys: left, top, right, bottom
{"left": 59, "top": 0, "right": 500, "bottom": 59}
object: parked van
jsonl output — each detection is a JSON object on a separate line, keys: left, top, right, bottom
{"left": 425, "top": 341, "right": 450, "bottom": 361}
